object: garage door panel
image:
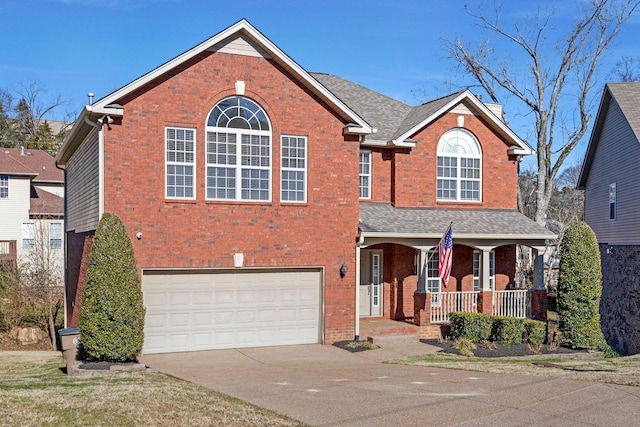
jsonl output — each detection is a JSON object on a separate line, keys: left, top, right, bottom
{"left": 143, "top": 269, "right": 322, "bottom": 354}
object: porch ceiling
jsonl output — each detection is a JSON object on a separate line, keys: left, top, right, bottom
{"left": 358, "top": 203, "right": 556, "bottom": 242}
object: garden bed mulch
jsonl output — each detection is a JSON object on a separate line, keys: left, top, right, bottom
{"left": 332, "top": 340, "right": 379, "bottom": 352}
{"left": 421, "top": 339, "right": 595, "bottom": 358}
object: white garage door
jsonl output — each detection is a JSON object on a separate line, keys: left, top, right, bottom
{"left": 142, "top": 269, "right": 322, "bottom": 354}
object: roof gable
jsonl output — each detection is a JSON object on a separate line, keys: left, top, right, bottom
{"left": 578, "top": 82, "right": 640, "bottom": 188}
{"left": 57, "top": 20, "right": 372, "bottom": 164}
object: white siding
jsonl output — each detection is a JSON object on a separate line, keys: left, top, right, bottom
{"left": 0, "top": 175, "right": 31, "bottom": 246}
{"left": 210, "top": 34, "right": 270, "bottom": 58}
{"left": 66, "top": 129, "right": 100, "bottom": 232}
{"left": 34, "top": 183, "right": 64, "bottom": 197}
{"left": 584, "top": 99, "right": 640, "bottom": 244}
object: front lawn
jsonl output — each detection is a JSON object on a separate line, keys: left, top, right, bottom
{"left": 0, "top": 351, "right": 305, "bottom": 427}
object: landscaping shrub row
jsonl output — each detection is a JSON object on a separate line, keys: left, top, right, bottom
{"left": 449, "top": 312, "right": 546, "bottom": 345}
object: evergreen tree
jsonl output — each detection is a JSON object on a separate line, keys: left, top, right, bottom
{"left": 558, "top": 221, "right": 609, "bottom": 350}
{"left": 79, "top": 213, "right": 145, "bottom": 362}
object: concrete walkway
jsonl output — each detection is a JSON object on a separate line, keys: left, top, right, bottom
{"left": 141, "top": 339, "right": 640, "bottom": 426}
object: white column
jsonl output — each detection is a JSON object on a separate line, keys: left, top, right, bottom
{"left": 481, "top": 248, "right": 492, "bottom": 291}
{"left": 532, "top": 246, "right": 546, "bottom": 290}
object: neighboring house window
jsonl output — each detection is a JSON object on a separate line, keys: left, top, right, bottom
{"left": 281, "top": 135, "right": 307, "bottom": 202}
{"left": 437, "top": 128, "right": 482, "bottom": 202}
{"left": 166, "top": 127, "right": 195, "bottom": 199}
{"left": 22, "top": 222, "right": 35, "bottom": 250}
{"left": 50, "top": 223, "right": 62, "bottom": 249}
{"left": 359, "top": 151, "right": 371, "bottom": 199}
{"left": 609, "top": 182, "right": 616, "bottom": 220}
{"left": 472, "top": 249, "right": 495, "bottom": 290}
{"left": 206, "top": 96, "right": 271, "bottom": 201}
{"left": 0, "top": 175, "right": 7, "bottom": 198}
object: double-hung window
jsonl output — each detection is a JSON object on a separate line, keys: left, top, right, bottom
{"left": 473, "top": 250, "right": 495, "bottom": 290}
{"left": 281, "top": 135, "right": 307, "bottom": 202}
{"left": 166, "top": 127, "right": 195, "bottom": 199}
{"left": 50, "top": 222, "right": 62, "bottom": 249}
{"left": 426, "top": 249, "right": 441, "bottom": 306}
{"left": 206, "top": 96, "right": 271, "bottom": 201}
{"left": 22, "top": 222, "right": 35, "bottom": 250}
{"left": 0, "top": 175, "right": 8, "bottom": 198}
{"left": 437, "top": 128, "right": 482, "bottom": 202}
{"left": 359, "top": 151, "right": 371, "bottom": 199}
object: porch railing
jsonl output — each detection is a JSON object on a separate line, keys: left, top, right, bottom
{"left": 492, "top": 289, "right": 532, "bottom": 318}
{"left": 430, "top": 291, "right": 478, "bottom": 324}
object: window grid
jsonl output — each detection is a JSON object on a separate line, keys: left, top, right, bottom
{"left": 436, "top": 129, "right": 482, "bottom": 202}
{"left": 281, "top": 135, "right": 307, "bottom": 202}
{"left": 165, "top": 127, "right": 195, "bottom": 199}
{"left": 473, "top": 250, "right": 480, "bottom": 291}
{"left": 206, "top": 96, "right": 271, "bottom": 201}
{"left": 609, "top": 183, "right": 616, "bottom": 221}
{"left": 50, "top": 222, "right": 62, "bottom": 249}
{"left": 22, "top": 222, "right": 34, "bottom": 250}
{"left": 359, "top": 151, "right": 371, "bottom": 199}
{"left": 0, "top": 175, "right": 7, "bottom": 198}
{"left": 427, "top": 250, "right": 441, "bottom": 306}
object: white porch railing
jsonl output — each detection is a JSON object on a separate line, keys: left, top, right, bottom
{"left": 429, "top": 291, "right": 478, "bottom": 324}
{"left": 428, "top": 290, "right": 533, "bottom": 323}
{"left": 492, "top": 289, "right": 532, "bottom": 318}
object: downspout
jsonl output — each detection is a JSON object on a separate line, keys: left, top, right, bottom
{"left": 354, "top": 232, "right": 365, "bottom": 341}
{"left": 54, "top": 160, "right": 68, "bottom": 328}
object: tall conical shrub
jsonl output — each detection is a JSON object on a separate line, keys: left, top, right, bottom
{"left": 79, "top": 212, "right": 145, "bottom": 362}
{"left": 558, "top": 221, "right": 607, "bottom": 349}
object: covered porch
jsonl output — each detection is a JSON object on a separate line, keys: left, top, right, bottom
{"left": 355, "top": 203, "right": 556, "bottom": 340}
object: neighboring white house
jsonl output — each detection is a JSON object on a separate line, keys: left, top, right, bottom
{"left": 0, "top": 147, "right": 64, "bottom": 283}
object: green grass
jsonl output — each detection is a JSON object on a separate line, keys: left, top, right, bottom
{"left": 392, "top": 352, "right": 640, "bottom": 387}
{"left": 0, "top": 351, "right": 306, "bottom": 427}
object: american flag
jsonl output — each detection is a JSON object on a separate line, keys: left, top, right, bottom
{"left": 438, "top": 224, "right": 453, "bottom": 288}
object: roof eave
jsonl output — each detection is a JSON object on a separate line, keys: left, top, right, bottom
{"left": 359, "top": 231, "right": 556, "bottom": 241}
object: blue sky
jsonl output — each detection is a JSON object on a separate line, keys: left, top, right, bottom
{"left": 2, "top": 0, "right": 639, "bottom": 170}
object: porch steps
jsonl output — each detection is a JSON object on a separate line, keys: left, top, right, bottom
{"left": 359, "top": 318, "right": 419, "bottom": 341}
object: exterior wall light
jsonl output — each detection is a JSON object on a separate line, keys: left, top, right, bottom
{"left": 340, "top": 262, "right": 348, "bottom": 278}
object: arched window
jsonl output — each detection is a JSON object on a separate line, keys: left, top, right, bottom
{"left": 206, "top": 96, "right": 271, "bottom": 201}
{"left": 436, "top": 128, "right": 482, "bottom": 202}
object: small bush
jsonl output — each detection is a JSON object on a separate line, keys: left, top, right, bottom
{"left": 453, "top": 337, "right": 476, "bottom": 357}
{"left": 523, "top": 318, "right": 546, "bottom": 345}
{"left": 491, "top": 316, "right": 525, "bottom": 345}
{"left": 79, "top": 212, "right": 145, "bottom": 362}
{"left": 449, "top": 312, "right": 493, "bottom": 343}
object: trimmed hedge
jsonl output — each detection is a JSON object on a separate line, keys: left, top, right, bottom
{"left": 79, "top": 212, "right": 145, "bottom": 362}
{"left": 449, "top": 312, "right": 546, "bottom": 345}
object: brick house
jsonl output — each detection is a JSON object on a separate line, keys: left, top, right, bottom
{"left": 57, "top": 20, "right": 554, "bottom": 354}
{"left": 578, "top": 82, "right": 640, "bottom": 355}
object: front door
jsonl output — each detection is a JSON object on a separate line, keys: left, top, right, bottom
{"left": 359, "top": 250, "right": 382, "bottom": 317}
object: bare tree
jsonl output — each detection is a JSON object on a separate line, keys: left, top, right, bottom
{"left": 0, "top": 81, "right": 71, "bottom": 155}
{"left": 18, "top": 217, "right": 64, "bottom": 351}
{"left": 444, "top": 0, "right": 639, "bottom": 225}
{"left": 610, "top": 55, "right": 640, "bottom": 81}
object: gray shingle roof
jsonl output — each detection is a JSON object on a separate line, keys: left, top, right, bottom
{"left": 359, "top": 203, "right": 555, "bottom": 238}
{"left": 310, "top": 73, "right": 411, "bottom": 142}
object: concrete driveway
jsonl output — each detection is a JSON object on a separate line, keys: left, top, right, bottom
{"left": 141, "top": 339, "right": 640, "bottom": 426}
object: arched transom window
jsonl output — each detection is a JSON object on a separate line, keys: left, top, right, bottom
{"left": 436, "top": 128, "right": 482, "bottom": 202}
{"left": 206, "top": 96, "right": 271, "bottom": 201}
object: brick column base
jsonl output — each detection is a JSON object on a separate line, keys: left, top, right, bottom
{"left": 531, "top": 289, "right": 548, "bottom": 321}
{"left": 413, "top": 292, "right": 431, "bottom": 326}
{"left": 477, "top": 291, "right": 493, "bottom": 315}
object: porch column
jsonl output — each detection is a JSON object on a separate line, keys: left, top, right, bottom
{"left": 531, "top": 246, "right": 548, "bottom": 321}
{"left": 478, "top": 247, "right": 493, "bottom": 315}
{"left": 532, "top": 246, "right": 546, "bottom": 290}
{"left": 413, "top": 248, "right": 431, "bottom": 326}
